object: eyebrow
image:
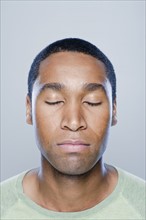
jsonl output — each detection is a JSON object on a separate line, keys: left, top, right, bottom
{"left": 39, "top": 82, "right": 105, "bottom": 93}
{"left": 83, "top": 83, "right": 105, "bottom": 92}
{"left": 40, "top": 83, "right": 65, "bottom": 93}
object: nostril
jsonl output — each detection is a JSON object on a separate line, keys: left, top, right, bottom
{"left": 62, "top": 125, "right": 86, "bottom": 132}
{"left": 61, "top": 119, "right": 87, "bottom": 131}
{"left": 60, "top": 107, "right": 87, "bottom": 131}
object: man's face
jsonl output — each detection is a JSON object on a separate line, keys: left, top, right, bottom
{"left": 27, "top": 52, "right": 116, "bottom": 175}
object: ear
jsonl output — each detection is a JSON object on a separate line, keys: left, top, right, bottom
{"left": 26, "top": 95, "right": 33, "bottom": 125}
{"left": 111, "top": 99, "right": 117, "bottom": 126}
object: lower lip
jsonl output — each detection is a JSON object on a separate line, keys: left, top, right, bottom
{"left": 58, "top": 144, "right": 89, "bottom": 152}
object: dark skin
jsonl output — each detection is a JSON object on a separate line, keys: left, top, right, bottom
{"left": 24, "top": 52, "right": 118, "bottom": 212}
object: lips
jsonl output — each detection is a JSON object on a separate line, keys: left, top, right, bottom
{"left": 57, "top": 140, "right": 90, "bottom": 152}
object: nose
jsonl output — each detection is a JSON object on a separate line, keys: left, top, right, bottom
{"left": 61, "top": 103, "right": 87, "bottom": 132}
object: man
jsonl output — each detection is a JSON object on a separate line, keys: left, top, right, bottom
{"left": 1, "top": 38, "right": 145, "bottom": 219}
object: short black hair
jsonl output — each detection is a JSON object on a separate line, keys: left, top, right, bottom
{"left": 28, "top": 38, "right": 116, "bottom": 101}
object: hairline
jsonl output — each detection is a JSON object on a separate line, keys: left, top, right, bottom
{"left": 36, "top": 51, "right": 108, "bottom": 94}
{"left": 28, "top": 38, "right": 116, "bottom": 102}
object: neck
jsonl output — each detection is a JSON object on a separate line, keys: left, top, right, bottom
{"left": 33, "top": 156, "right": 117, "bottom": 212}
{"left": 39, "top": 156, "right": 106, "bottom": 189}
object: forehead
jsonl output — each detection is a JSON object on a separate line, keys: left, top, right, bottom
{"left": 38, "top": 52, "right": 107, "bottom": 85}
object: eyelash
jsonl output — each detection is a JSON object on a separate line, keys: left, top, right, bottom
{"left": 84, "top": 102, "right": 102, "bottom": 106}
{"left": 45, "top": 101, "right": 63, "bottom": 105}
{"left": 45, "top": 101, "right": 102, "bottom": 107}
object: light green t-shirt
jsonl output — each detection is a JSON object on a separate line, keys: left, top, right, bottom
{"left": 1, "top": 167, "right": 145, "bottom": 220}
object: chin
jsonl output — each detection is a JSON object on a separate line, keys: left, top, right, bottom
{"left": 51, "top": 159, "right": 100, "bottom": 177}
{"left": 41, "top": 150, "right": 103, "bottom": 176}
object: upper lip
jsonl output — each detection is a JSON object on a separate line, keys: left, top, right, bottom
{"left": 57, "top": 139, "right": 90, "bottom": 146}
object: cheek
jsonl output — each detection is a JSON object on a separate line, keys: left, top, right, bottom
{"left": 35, "top": 102, "right": 59, "bottom": 127}
{"left": 89, "top": 106, "right": 111, "bottom": 137}
{"left": 33, "top": 104, "right": 60, "bottom": 144}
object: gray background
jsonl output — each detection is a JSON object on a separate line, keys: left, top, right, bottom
{"left": 1, "top": 1, "right": 145, "bottom": 181}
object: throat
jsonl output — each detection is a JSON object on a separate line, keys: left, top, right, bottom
{"left": 22, "top": 163, "right": 118, "bottom": 212}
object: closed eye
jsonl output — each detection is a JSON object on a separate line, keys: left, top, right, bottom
{"left": 84, "top": 101, "right": 102, "bottom": 106}
{"left": 45, "top": 101, "right": 64, "bottom": 105}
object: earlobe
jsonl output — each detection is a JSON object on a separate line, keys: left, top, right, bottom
{"left": 112, "top": 115, "right": 117, "bottom": 126}
{"left": 26, "top": 95, "right": 33, "bottom": 125}
{"left": 111, "top": 99, "right": 117, "bottom": 126}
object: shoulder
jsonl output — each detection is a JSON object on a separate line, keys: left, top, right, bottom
{"left": 0, "top": 171, "right": 28, "bottom": 217}
{"left": 117, "top": 168, "right": 145, "bottom": 217}
{"left": 118, "top": 168, "right": 145, "bottom": 192}
{"left": 1, "top": 172, "right": 26, "bottom": 193}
